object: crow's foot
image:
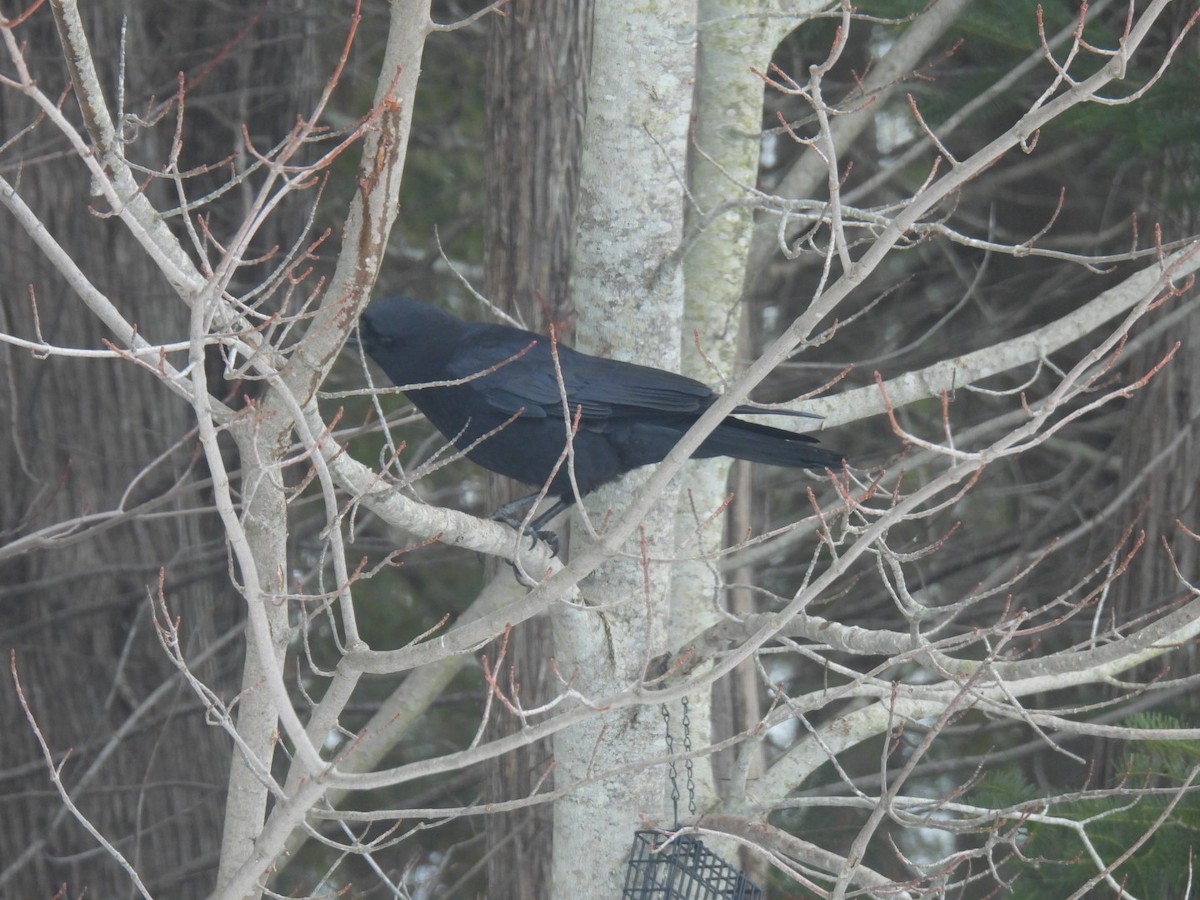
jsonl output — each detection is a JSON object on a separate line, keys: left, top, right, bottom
{"left": 492, "top": 508, "right": 560, "bottom": 558}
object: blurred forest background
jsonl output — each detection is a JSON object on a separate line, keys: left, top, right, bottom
{"left": 2, "top": 1, "right": 1199, "bottom": 897}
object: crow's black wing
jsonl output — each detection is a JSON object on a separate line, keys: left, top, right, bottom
{"left": 444, "top": 328, "right": 717, "bottom": 420}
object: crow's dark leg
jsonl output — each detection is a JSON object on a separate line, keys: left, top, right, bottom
{"left": 529, "top": 498, "right": 572, "bottom": 534}
{"left": 491, "top": 494, "right": 572, "bottom": 557}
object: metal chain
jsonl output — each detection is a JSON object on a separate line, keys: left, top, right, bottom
{"left": 661, "top": 703, "right": 681, "bottom": 825}
{"left": 661, "top": 700, "right": 698, "bottom": 823}
{"left": 680, "top": 696, "right": 697, "bottom": 818}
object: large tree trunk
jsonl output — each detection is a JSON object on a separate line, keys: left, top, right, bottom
{"left": 482, "top": 2, "right": 591, "bottom": 896}
{"left": 0, "top": 5, "right": 316, "bottom": 895}
{"left": 551, "top": 0, "right": 696, "bottom": 894}
{"left": 1092, "top": 12, "right": 1200, "bottom": 785}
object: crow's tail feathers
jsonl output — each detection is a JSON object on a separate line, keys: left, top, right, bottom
{"left": 698, "top": 417, "right": 844, "bottom": 471}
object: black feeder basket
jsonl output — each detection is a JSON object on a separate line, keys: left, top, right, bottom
{"left": 623, "top": 829, "right": 763, "bottom": 899}
{"left": 624, "top": 700, "right": 763, "bottom": 898}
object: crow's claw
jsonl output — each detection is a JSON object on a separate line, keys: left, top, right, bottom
{"left": 491, "top": 510, "right": 560, "bottom": 558}
{"left": 531, "top": 528, "right": 560, "bottom": 557}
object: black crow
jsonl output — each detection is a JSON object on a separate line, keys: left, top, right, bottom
{"left": 358, "top": 296, "right": 842, "bottom": 540}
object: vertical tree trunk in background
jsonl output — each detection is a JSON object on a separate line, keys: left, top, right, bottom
{"left": 482, "top": 2, "right": 592, "bottom": 896}
{"left": 485, "top": 0, "right": 592, "bottom": 320}
{"left": 1093, "top": 13, "right": 1200, "bottom": 786}
{"left": 1109, "top": 12, "right": 1200, "bottom": 632}
{"left": 0, "top": 5, "right": 316, "bottom": 896}
{"left": 1109, "top": 264, "right": 1200, "bottom": 631}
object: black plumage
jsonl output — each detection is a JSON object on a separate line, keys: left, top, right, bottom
{"left": 358, "top": 296, "right": 843, "bottom": 534}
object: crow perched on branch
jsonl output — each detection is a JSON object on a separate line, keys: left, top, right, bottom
{"left": 358, "top": 296, "right": 843, "bottom": 543}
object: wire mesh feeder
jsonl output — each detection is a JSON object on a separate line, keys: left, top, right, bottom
{"left": 623, "top": 699, "right": 763, "bottom": 899}
{"left": 623, "top": 830, "right": 763, "bottom": 899}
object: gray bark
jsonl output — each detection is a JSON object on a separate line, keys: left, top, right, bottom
{"left": 553, "top": 0, "right": 697, "bottom": 895}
